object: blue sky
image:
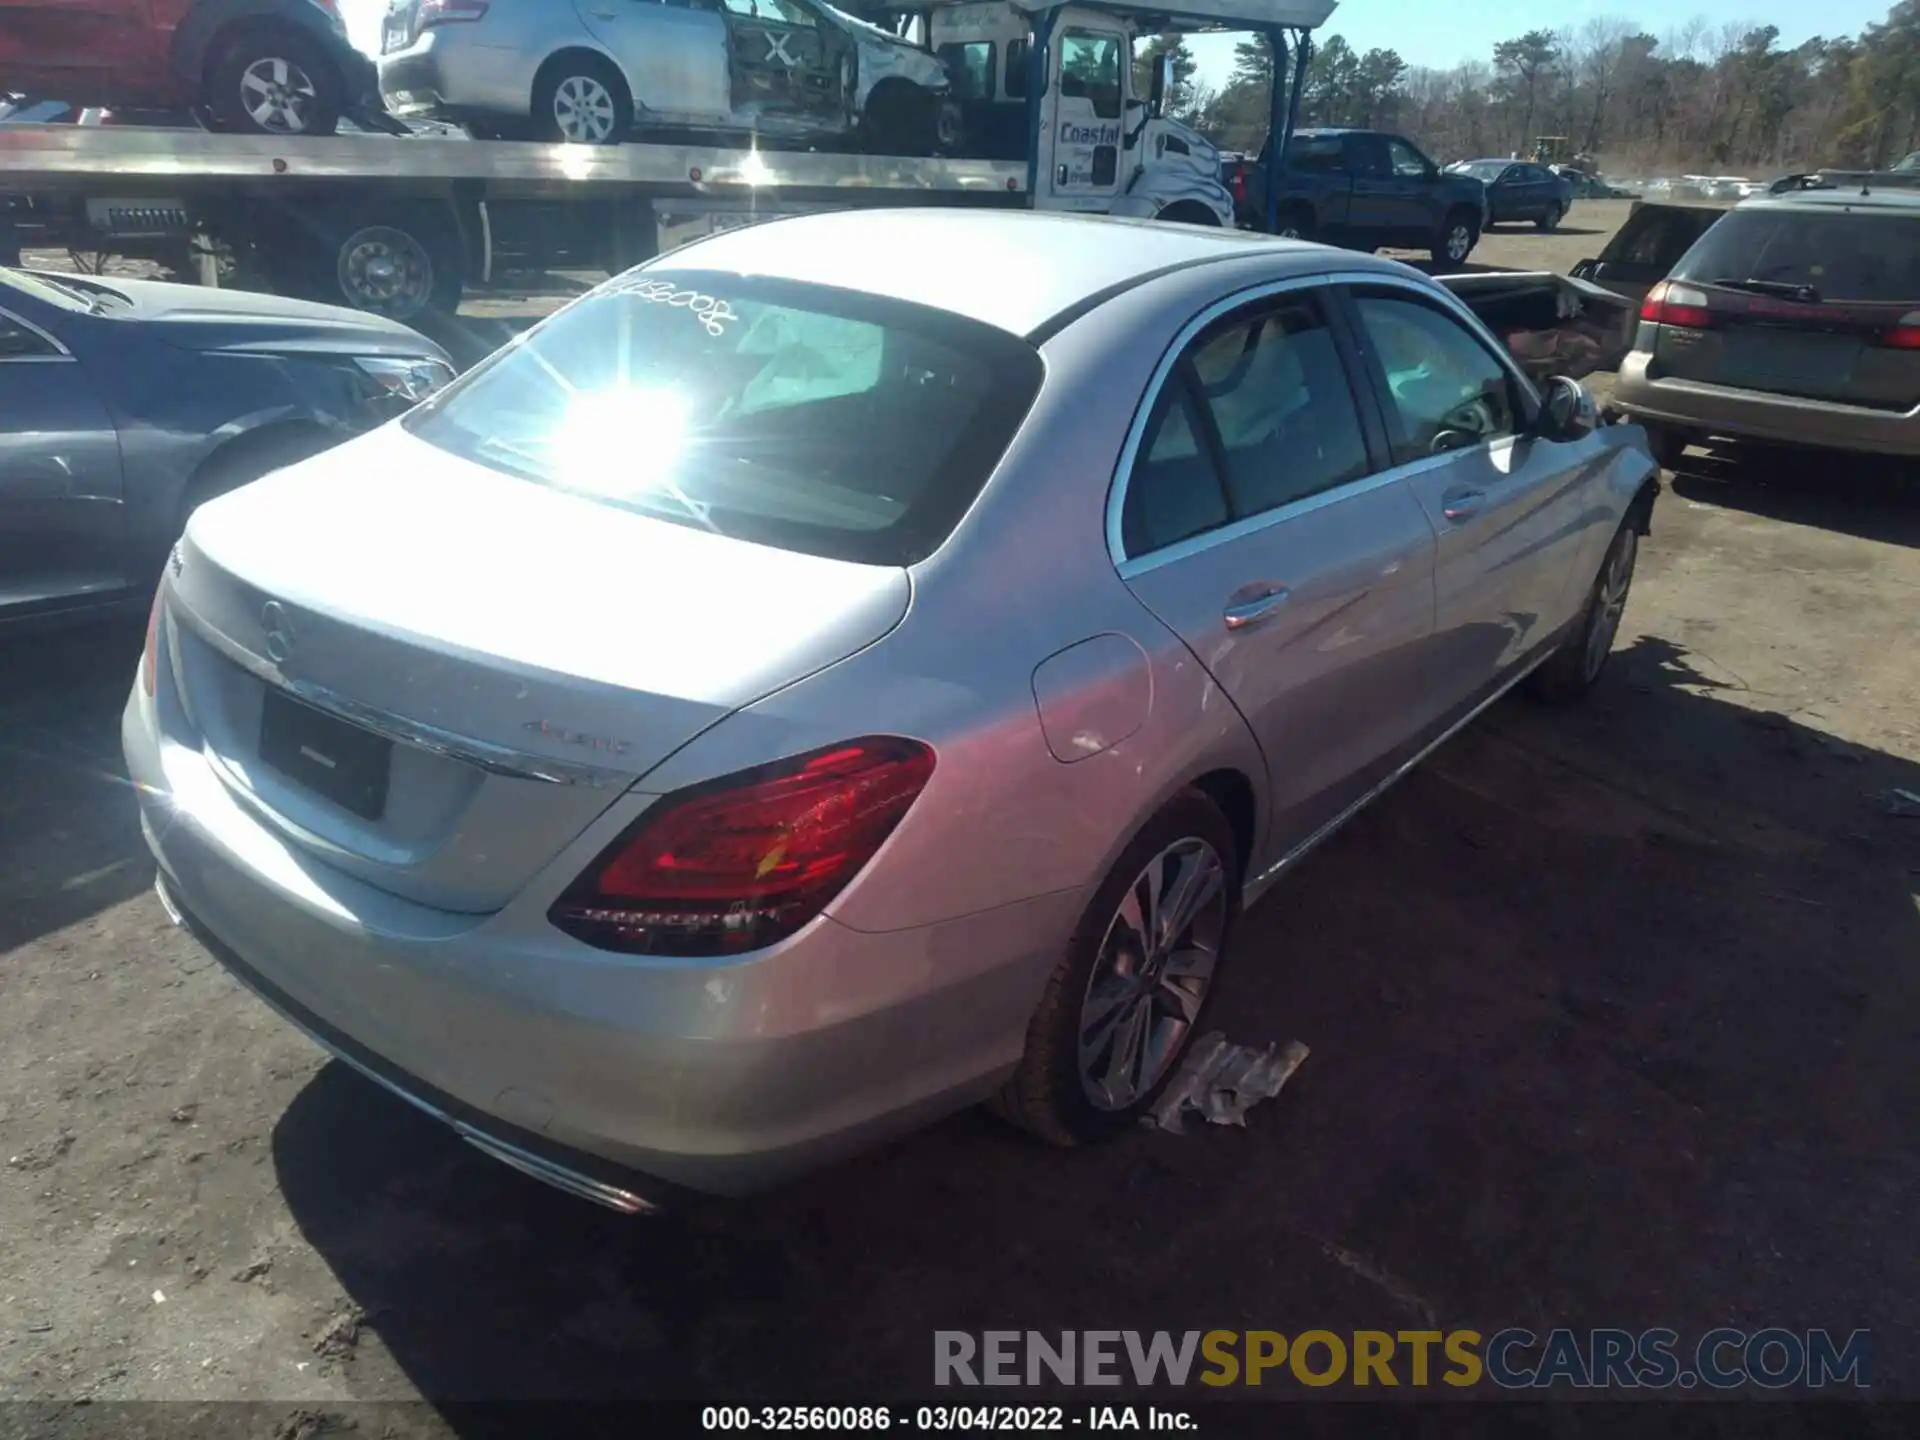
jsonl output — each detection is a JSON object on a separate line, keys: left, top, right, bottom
{"left": 1184, "top": 0, "right": 1892, "bottom": 91}
{"left": 341, "top": 0, "right": 1894, "bottom": 93}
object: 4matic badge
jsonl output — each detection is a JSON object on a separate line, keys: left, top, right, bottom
{"left": 523, "top": 719, "right": 632, "bottom": 756}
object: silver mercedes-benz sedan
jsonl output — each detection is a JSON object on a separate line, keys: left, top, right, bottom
{"left": 125, "top": 209, "right": 1659, "bottom": 1212}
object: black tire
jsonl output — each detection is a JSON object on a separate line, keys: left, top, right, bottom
{"left": 1536, "top": 203, "right": 1565, "bottom": 232}
{"left": 1275, "top": 205, "right": 1317, "bottom": 242}
{"left": 1527, "top": 522, "right": 1640, "bottom": 705}
{"left": 532, "top": 55, "right": 632, "bottom": 145}
{"left": 264, "top": 205, "right": 465, "bottom": 322}
{"left": 204, "top": 27, "right": 343, "bottom": 137}
{"left": 992, "top": 791, "right": 1242, "bottom": 1146}
{"left": 1431, "top": 209, "right": 1480, "bottom": 267}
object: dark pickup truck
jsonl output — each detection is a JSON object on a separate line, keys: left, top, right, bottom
{"left": 1223, "top": 127, "right": 1491, "bottom": 265}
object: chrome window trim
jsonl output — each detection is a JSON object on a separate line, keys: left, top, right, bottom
{"left": 1109, "top": 268, "right": 1522, "bottom": 577}
{"left": 0, "top": 304, "right": 75, "bottom": 362}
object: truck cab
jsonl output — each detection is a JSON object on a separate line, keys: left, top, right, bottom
{"left": 929, "top": 1, "right": 1237, "bottom": 226}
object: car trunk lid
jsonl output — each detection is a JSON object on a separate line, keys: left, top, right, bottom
{"left": 160, "top": 424, "right": 911, "bottom": 914}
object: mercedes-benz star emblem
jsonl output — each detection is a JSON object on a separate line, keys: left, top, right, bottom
{"left": 261, "top": 600, "right": 295, "bottom": 664}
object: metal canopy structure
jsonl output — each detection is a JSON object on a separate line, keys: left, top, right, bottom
{"left": 1006, "top": 0, "right": 1335, "bottom": 30}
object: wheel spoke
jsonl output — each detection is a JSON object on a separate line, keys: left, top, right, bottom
{"left": 1079, "top": 979, "right": 1133, "bottom": 1055}
{"left": 1101, "top": 999, "right": 1150, "bottom": 1103}
{"left": 1159, "top": 853, "right": 1223, "bottom": 951}
{"left": 1155, "top": 970, "right": 1205, "bottom": 1023}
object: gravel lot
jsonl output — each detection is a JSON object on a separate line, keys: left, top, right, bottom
{"left": 4, "top": 201, "right": 1918, "bottom": 1415}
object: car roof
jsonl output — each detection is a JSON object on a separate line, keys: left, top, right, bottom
{"left": 1737, "top": 188, "right": 1920, "bottom": 215}
{"left": 651, "top": 208, "right": 1409, "bottom": 338}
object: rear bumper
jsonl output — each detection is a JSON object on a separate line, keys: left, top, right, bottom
{"left": 124, "top": 681, "right": 1076, "bottom": 1203}
{"left": 156, "top": 872, "right": 684, "bottom": 1214}
{"left": 378, "top": 35, "right": 537, "bottom": 119}
{"left": 1610, "top": 350, "right": 1920, "bottom": 458}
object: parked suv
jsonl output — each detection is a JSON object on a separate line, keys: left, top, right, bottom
{"left": 1609, "top": 177, "right": 1920, "bottom": 465}
{"left": 378, "top": 0, "right": 960, "bottom": 152}
{"left": 0, "top": 0, "right": 386, "bottom": 136}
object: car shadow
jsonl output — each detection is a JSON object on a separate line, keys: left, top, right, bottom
{"left": 268, "top": 631, "right": 1920, "bottom": 1410}
{"left": 0, "top": 617, "right": 155, "bottom": 952}
{"left": 1669, "top": 444, "right": 1920, "bottom": 549}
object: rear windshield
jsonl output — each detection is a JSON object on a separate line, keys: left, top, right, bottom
{"left": 1672, "top": 209, "right": 1920, "bottom": 304}
{"left": 404, "top": 270, "right": 1043, "bottom": 566}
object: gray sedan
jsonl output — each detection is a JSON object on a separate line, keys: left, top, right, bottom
{"left": 125, "top": 211, "right": 1659, "bottom": 1211}
{"left": 378, "top": 0, "right": 959, "bottom": 151}
{"left": 1, "top": 266, "right": 452, "bottom": 629}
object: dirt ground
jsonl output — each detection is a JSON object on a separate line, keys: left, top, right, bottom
{"left": 4, "top": 202, "right": 1918, "bottom": 1417}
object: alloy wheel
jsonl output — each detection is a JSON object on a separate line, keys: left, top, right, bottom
{"left": 1447, "top": 224, "right": 1473, "bottom": 262}
{"left": 240, "top": 57, "right": 319, "bottom": 134}
{"left": 1583, "top": 529, "right": 1637, "bottom": 680}
{"left": 1076, "top": 837, "right": 1228, "bottom": 1111}
{"left": 553, "top": 75, "right": 617, "bottom": 143}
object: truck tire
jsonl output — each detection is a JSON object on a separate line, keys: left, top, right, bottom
{"left": 1431, "top": 209, "right": 1480, "bottom": 267}
{"left": 532, "top": 54, "right": 632, "bottom": 145}
{"left": 204, "top": 26, "right": 344, "bottom": 137}
{"left": 1275, "top": 205, "right": 1316, "bottom": 242}
{"left": 267, "top": 205, "right": 465, "bottom": 323}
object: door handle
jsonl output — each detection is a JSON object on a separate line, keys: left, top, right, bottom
{"left": 1223, "top": 586, "right": 1290, "bottom": 630}
{"left": 1441, "top": 488, "right": 1485, "bottom": 522}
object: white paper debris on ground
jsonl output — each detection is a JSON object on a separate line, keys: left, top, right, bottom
{"left": 1147, "top": 1032, "right": 1310, "bottom": 1135}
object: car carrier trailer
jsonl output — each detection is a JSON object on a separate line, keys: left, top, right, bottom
{"left": 0, "top": 0, "right": 1334, "bottom": 349}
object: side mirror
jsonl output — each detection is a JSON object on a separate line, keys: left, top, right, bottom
{"left": 1540, "top": 376, "right": 1599, "bottom": 441}
{"left": 1148, "top": 54, "right": 1172, "bottom": 118}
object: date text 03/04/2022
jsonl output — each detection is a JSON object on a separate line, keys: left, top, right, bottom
{"left": 701, "top": 1405, "right": 1194, "bottom": 1432}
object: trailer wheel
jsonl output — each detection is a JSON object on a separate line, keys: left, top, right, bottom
{"left": 268, "top": 207, "right": 465, "bottom": 323}
{"left": 204, "top": 26, "right": 343, "bottom": 137}
{"left": 533, "top": 54, "right": 632, "bottom": 145}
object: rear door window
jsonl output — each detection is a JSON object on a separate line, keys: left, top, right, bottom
{"left": 1672, "top": 209, "right": 1920, "bottom": 303}
{"left": 404, "top": 270, "right": 1043, "bottom": 566}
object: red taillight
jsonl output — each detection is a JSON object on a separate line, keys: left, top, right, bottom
{"left": 420, "top": 0, "right": 489, "bottom": 26}
{"left": 1231, "top": 164, "right": 1247, "bottom": 204}
{"left": 549, "top": 737, "right": 936, "bottom": 957}
{"left": 1880, "top": 311, "right": 1920, "bottom": 349}
{"left": 1641, "top": 280, "right": 1713, "bottom": 330}
{"left": 141, "top": 583, "right": 165, "bottom": 698}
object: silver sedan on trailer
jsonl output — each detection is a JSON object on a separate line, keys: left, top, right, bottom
{"left": 378, "top": 0, "right": 959, "bottom": 151}
{"left": 125, "top": 210, "right": 1659, "bottom": 1212}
